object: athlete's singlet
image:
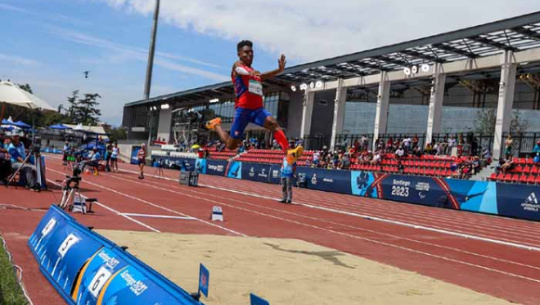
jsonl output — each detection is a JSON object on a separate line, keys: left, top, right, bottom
{"left": 232, "top": 63, "right": 264, "bottom": 109}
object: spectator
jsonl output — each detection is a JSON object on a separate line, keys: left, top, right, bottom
{"left": 395, "top": 146, "right": 404, "bottom": 159}
{"left": 471, "top": 157, "right": 480, "bottom": 175}
{"left": 424, "top": 142, "right": 433, "bottom": 155}
{"left": 403, "top": 137, "right": 412, "bottom": 152}
{"left": 533, "top": 141, "right": 540, "bottom": 163}
{"left": 81, "top": 147, "right": 101, "bottom": 175}
{"left": 412, "top": 134, "right": 419, "bottom": 149}
{"left": 312, "top": 151, "right": 320, "bottom": 166}
{"left": 341, "top": 153, "right": 351, "bottom": 170}
{"left": 8, "top": 132, "right": 40, "bottom": 191}
{"left": 448, "top": 135, "right": 456, "bottom": 156}
{"left": 372, "top": 151, "right": 381, "bottom": 165}
{"left": 504, "top": 134, "right": 513, "bottom": 159}
{"left": 501, "top": 157, "right": 514, "bottom": 175}
{"left": 0, "top": 132, "right": 11, "bottom": 185}
{"left": 412, "top": 146, "right": 422, "bottom": 158}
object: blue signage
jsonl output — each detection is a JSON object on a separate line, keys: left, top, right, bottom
{"left": 206, "top": 160, "right": 228, "bottom": 176}
{"left": 350, "top": 171, "right": 378, "bottom": 197}
{"left": 198, "top": 263, "right": 209, "bottom": 297}
{"left": 242, "top": 163, "right": 271, "bottom": 183}
{"left": 130, "top": 146, "right": 141, "bottom": 164}
{"left": 250, "top": 293, "right": 270, "bottom": 305}
{"left": 227, "top": 161, "right": 242, "bottom": 179}
{"left": 496, "top": 183, "right": 540, "bottom": 221}
{"left": 296, "top": 167, "right": 352, "bottom": 194}
{"left": 268, "top": 164, "right": 282, "bottom": 185}
{"left": 195, "top": 158, "right": 207, "bottom": 174}
{"left": 28, "top": 206, "right": 208, "bottom": 305}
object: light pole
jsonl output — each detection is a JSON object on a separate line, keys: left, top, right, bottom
{"left": 143, "top": 0, "right": 160, "bottom": 100}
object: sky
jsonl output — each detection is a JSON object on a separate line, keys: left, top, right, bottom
{"left": 1, "top": 0, "right": 539, "bottom": 126}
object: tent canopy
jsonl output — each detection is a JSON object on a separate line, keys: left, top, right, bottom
{"left": 49, "top": 123, "right": 71, "bottom": 130}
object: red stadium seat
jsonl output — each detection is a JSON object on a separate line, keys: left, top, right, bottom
{"left": 511, "top": 174, "right": 520, "bottom": 183}
{"left": 487, "top": 173, "right": 497, "bottom": 181}
{"left": 519, "top": 175, "right": 528, "bottom": 184}
{"left": 527, "top": 175, "right": 536, "bottom": 184}
{"left": 531, "top": 166, "right": 539, "bottom": 175}
{"left": 522, "top": 166, "right": 531, "bottom": 174}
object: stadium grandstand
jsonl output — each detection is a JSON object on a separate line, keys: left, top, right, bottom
{"left": 123, "top": 11, "right": 540, "bottom": 184}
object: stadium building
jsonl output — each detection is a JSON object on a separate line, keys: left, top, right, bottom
{"left": 123, "top": 12, "right": 540, "bottom": 159}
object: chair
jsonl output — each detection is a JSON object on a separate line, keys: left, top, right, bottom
{"left": 531, "top": 166, "right": 539, "bottom": 175}
{"left": 527, "top": 175, "right": 536, "bottom": 184}
{"left": 511, "top": 174, "right": 520, "bottom": 183}
{"left": 487, "top": 173, "right": 497, "bottom": 181}
{"left": 519, "top": 175, "right": 528, "bottom": 184}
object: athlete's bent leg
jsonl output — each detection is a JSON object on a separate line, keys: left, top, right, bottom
{"left": 264, "top": 116, "right": 289, "bottom": 152}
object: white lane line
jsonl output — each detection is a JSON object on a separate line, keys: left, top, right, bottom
{"left": 121, "top": 213, "right": 195, "bottom": 220}
{"left": 46, "top": 179, "right": 160, "bottom": 233}
{"left": 48, "top": 168, "right": 246, "bottom": 237}
{"left": 103, "top": 174, "right": 540, "bottom": 283}
{"left": 115, "top": 167, "right": 540, "bottom": 251}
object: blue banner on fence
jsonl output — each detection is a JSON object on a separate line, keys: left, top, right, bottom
{"left": 269, "top": 164, "right": 282, "bottom": 185}
{"left": 196, "top": 158, "right": 207, "bottom": 174}
{"left": 206, "top": 159, "right": 228, "bottom": 176}
{"left": 350, "top": 171, "right": 378, "bottom": 197}
{"left": 496, "top": 183, "right": 540, "bottom": 221}
{"left": 295, "top": 167, "right": 352, "bottom": 194}
{"left": 250, "top": 293, "right": 270, "bottom": 305}
{"left": 445, "top": 179, "right": 498, "bottom": 215}
{"left": 377, "top": 174, "right": 458, "bottom": 209}
{"left": 28, "top": 206, "right": 205, "bottom": 305}
{"left": 242, "top": 163, "right": 271, "bottom": 183}
{"left": 227, "top": 161, "right": 242, "bottom": 179}
{"left": 131, "top": 146, "right": 141, "bottom": 164}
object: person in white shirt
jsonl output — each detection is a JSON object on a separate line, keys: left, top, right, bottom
{"left": 395, "top": 147, "right": 404, "bottom": 159}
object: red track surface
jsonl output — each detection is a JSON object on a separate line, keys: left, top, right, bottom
{"left": 1, "top": 154, "right": 540, "bottom": 305}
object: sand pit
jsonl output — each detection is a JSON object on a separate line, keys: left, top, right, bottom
{"left": 98, "top": 230, "right": 513, "bottom": 305}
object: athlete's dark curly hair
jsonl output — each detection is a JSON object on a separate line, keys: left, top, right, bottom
{"left": 237, "top": 40, "right": 253, "bottom": 51}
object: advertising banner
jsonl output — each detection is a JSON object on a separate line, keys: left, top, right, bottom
{"left": 195, "top": 158, "right": 207, "bottom": 174}
{"left": 206, "top": 160, "right": 228, "bottom": 176}
{"left": 242, "top": 163, "right": 271, "bottom": 183}
{"left": 130, "top": 146, "right": 141, "bottom": 164}
{"left": 268, "top": 164, "right": 282, "bottom": 185}
{"left": 226, "top": 161, "right": 242, "bottom": 179}
{"left": 496, "top": 183, "right": 540, "bottom": 221}
{"left": 296, "top": 167, "right": 352, "bottom": 194}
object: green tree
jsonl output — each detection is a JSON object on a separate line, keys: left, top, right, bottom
{"left": 76, "top": 93, "right": 102, "bottom": 125}
{"left": 474, "top": 108, "right": 529, "bottom": 135}
{"left": 105, "top": 126, "right": 127, "bottom": 143}
{"left": 17, "top": 83, "right": 33, "bottom": 94}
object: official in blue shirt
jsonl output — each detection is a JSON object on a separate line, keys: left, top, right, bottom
{"left": 81, "top": 148, "right": 101, "bottom": 174}
{"left": 280, "top": 142, "right": 303, "bottom": 204}
{"left": 8, "top": 133, "right": 39, "bottom": 191}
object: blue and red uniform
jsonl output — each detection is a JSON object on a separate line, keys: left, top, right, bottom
{"left": 229, "top": 63, "right": 272, "bottom": 139}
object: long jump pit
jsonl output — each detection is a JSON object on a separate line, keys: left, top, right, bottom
{"left": 98, "top": 230, "right": 512, "bottom": 305}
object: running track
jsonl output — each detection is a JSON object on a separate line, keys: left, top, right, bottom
{"left": 0, "top": 154, "right": 539, "bottom": 305}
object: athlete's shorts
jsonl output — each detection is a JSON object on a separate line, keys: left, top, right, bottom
{"left": 230, "top": 107, "right": 272, "bottom": 139}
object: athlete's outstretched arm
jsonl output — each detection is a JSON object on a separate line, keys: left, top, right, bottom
{"left": 261, "top": 54, "right": 286, "bottom": 80}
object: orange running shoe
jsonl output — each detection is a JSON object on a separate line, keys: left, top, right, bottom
{"left": 205, "top": 117, "right": 222, "bottom": 130}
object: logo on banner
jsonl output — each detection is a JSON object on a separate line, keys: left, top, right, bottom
{"left": 522, "top": 192, "right": 540, "bottom": 212}
{"left": 208, "top": 164, "right": 224, "bottom": 172}
{"left": 258, "top": 168, "right": 268, "bottom": 178}
{"left": 98, "top": 251, "right": 120, "bottom": 269}
{"left": 249, "top": 167, "right": 255, "bottom": 177}
{"left": 311, "top": 174, "right": 317, "bottom": 185}
{"left": 272, "top": 169, "right": 279, "bottom": 178}
{"left": 120, "top": 269, "right": 148, "bottom": 296}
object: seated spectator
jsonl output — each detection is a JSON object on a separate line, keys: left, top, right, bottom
{"left": 8, "top": 132, "right": 40, "bottom": 191}
{"left": 501, "top": 157, "right": 514, "bottom": 174}
{"left": 395, "top": 147, "right": 404, "bottom": 159}
{"left": 471, "top": 157, "right": 480, "bottom": 175}
{"left": 0, "top": 133, "right": 11, "bottom": 185}
{"left": 411, "top": 146, "right": 422, "bottom": 158}
{"left": 341, "top": 153, "right": 351, "bottom": 170}
{"left": 81, "top": 147, "right": 102, "bottom": 174}
{"left": 424, "top": 142, "right": 433, "bottom": 155}
{"left": 312, "top": 151, "right": 320, "bottom": 167}
{"left": 372, "top": 151, "right": 381, "bottom": 165}
{"left": 533, "top": 141, "right": 540, "bottom": 163}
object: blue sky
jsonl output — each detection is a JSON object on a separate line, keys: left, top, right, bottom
{"left": 1, "top": 0, "right": 539, "bottom": 125}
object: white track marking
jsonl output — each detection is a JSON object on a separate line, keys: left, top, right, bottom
{"left": 46, "top": 179, "right": 160, "bottom": 233}
{"left": 47, "top": 168, "right": 246, "bottom": 237}
{"left": 121, "top": 213, "right": 195, "bottom": 220}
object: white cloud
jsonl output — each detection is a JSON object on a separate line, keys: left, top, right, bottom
{"left": 101, "top": 0, "right": 540, "bottom": 62}
{"left": 49, "top": 26, "right": 228, "bottom": 81}
{"left": 0, "top": 53, "right": 39, "bottom": 66}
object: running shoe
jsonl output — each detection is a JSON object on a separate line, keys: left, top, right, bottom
{"left": 205, "top": 117, "right": 222, "bottom": 130}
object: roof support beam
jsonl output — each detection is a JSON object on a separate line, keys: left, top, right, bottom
{"left": 399, "top": 50, "right": 445, "bottom": 63}
{"left": 311, "top": 47, "right": 540, "bottom": 91}
{"left": 468, "top": 36, "right": 516, "bottom": 51}
{"left": 511, "top": 26, "right": 540, "bottom": 40}
{"left": 432, "top": 43, "right": 477, "bottom": 58}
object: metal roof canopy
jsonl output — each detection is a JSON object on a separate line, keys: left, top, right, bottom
{"left": 125, "top": 11, "right": 540, "bottom": 108}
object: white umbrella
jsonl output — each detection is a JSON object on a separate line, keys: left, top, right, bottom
{"left": 0, "top": 81, "right": 55, "bottom": 111}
